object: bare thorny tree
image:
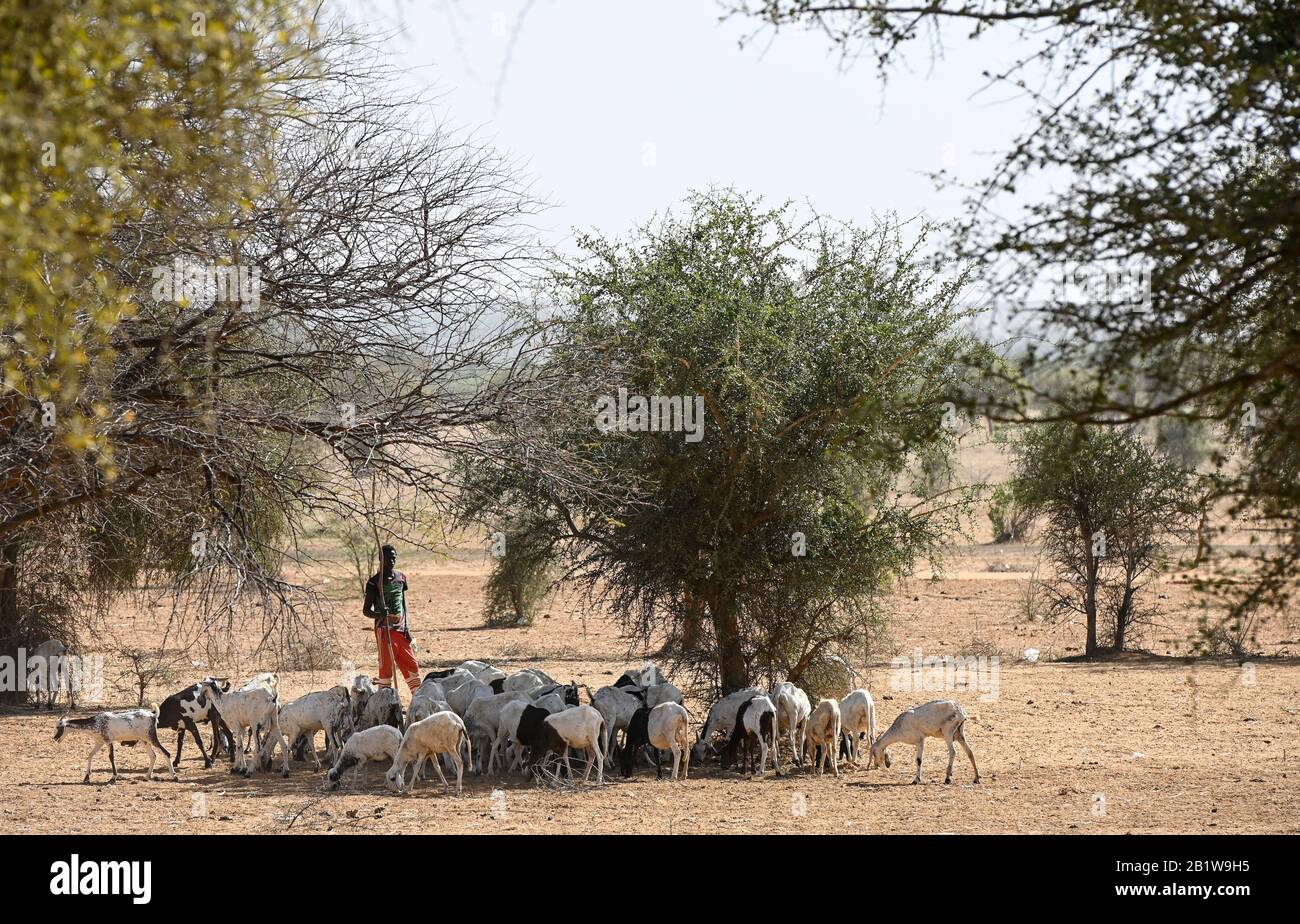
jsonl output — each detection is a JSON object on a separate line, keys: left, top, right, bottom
{"left": 0, "top": 24, "right": 565, "bottom": 694}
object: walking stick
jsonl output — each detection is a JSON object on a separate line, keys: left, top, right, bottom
{"left": 368, "top": 468, "right": 403, "bottom": 711}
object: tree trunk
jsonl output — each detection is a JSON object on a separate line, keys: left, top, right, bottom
{"left": 707, "top": 594, "right": 749, "bottom": 693}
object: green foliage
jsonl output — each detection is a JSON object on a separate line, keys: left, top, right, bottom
{"left": 1012, "top": 422, "right": 1200, "bottom": 654}
{"left": 0, "top": 0, "right": 312, "bottom": 448}
{"left": 482, "top": 519, "right": 553, "bottom": 628}
{"left": 987, "top": 483, "right": 1032, "bottom": 544}
{"left": 461, "top": 190, "right": 983, "bottom": 691}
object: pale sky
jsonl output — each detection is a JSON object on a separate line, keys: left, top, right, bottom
{"left": 341, "top": 0, "right": 1039, "bottom": 260}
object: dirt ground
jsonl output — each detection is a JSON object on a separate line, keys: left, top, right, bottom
{"left": 2, "top": 544, "right": 1298, "bottom": 835}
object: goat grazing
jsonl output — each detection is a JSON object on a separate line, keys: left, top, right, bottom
{"left": 209, "top": 687, "right": 289, "bottom": 777}
{"left": 771, "top": 682, "right": 811, "bottom": 766}
{"left": 620, "top": 703, "right": 691, "bottom": 780}
{"left": 839, "top": 689, "right": 877, "bottom": 766}
{"left": 327, "top": 725, "right": 402, "bottom": 789}
{"left": 386, "top": 712, "right": 471, "bottom": 795}
{"left": 55, "top": 710, "right": 176, "bottom": 783}
{"left": 279, "top": 686, "right": 353, "bottom": 770}
{"left": 722, "top": 695, "right": 780, "bottom": 776}
{"left": 870, "top": 699, "right": 980, "bottom": 785}
{"left": 692, "top": 688, "right": 763, "bottom": 764}
{"left": 802, "top": 698, "right": 842, "bottom": 776}
{"left": 525, "top": 704, "right": 606, "bottom": 785}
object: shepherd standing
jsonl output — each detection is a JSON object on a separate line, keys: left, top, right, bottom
{"left": 363, "top": 544, "right": 420, "bottom": 694}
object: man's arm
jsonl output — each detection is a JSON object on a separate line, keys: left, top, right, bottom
{"left": 362, "top": 576, "right": 384, "bottom": 618}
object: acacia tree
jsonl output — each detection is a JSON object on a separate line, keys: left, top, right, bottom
{"left": 1012, "top": 422, "right": 1199, "bottom": 655}
{"left": 0, "top": 18, "right": 545, "bottom": 693}
{"left": 459, "top": 191, "right": 981, "bottom": 693}
{"left": 732, "top": 1, "right": 1300, "bottom": 625}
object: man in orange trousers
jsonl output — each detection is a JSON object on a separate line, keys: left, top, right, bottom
{"left": 363, "top": 544, "right": 420, "bottom": 694}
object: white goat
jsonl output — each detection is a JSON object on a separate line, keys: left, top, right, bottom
{"left": 386, "top": 712, "right": 471, "bottom": 795}
{"left": 350, "top": 674, "right": 378, "bottom": 727}
{"left": 279, "top": 687, "right": 352, "bottom": 770}
{"left": 724, "top": 695, "right": 780, "bottom": 775}
{"left": 327, "top": 725, "right": 402, "bottom": 789}
{"left": 236, "top": 672, "right": 279, "bottom": 753}
{"left": 870, "top": 699, "right": 980, "bottom": 784}
{"left": 446, "top": 678, "right": 494, "bottom": 718}
{"left": 692, "top": 688, "right": 763, "bottom": 763}
{"left": 526, "top": 704, "right": 606, "bottom": 785}
{"left": 30, "top": 639, "right": 72, "bottom": 709}
{"left": 771, "top": 681, "right": 812, "bottom": 765}
{"left": 210, "top": 687, "right": 289, "bottom": 776}
{"left": 586, "top": 684, "right": 642, "bottom": 763}
{"left": 839, "top": 689, "right": 877, "bottom": 766}
{"left": 802, "top": 698, "right": 842, "bottom": 776}
{"left": 621, "top": 702, "right": 692, "bottom": 780}
{"left": 464, "top": 691, "right": 530, "bottom": 772}
{"left": 54, "top": 709, "right": 176, "bottom": 783}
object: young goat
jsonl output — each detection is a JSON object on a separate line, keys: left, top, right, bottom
{"left": 327, "top": 725, "right": 402, "bottom": 789}
{"left": 620, "top": 703, "right": 691, "bottom": 780}
{"left": 386, "top": 711, "right": 471, "bottom": 795}
{"left": 722, "top": 695, "right": 780, "bottom": 776}
{"left": 838, "top": 689, "right": 877, "bottom": 766}
{"left": 55, "top": 709, "right": 176, "bottom": 783}
{"left": 802, "top": 698, "right": 842, "bottom": 776}
{"left": 870, "top": 699, "right": 980, "bottom": 785}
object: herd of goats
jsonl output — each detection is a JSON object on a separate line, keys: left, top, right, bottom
{"left": 50, "top": 660, "right": 983, "bottom": 793}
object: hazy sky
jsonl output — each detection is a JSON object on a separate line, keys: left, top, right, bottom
{"left": 343, "top": 0, "right": 1038, "bottom": 257}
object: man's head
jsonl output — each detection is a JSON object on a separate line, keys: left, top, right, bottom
{"left": 381, "top": 544, "right": 397, "bottom": 572}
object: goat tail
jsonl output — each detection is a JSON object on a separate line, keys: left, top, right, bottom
{"left": 462, "top": 725, "right": 473, "bottom": 770}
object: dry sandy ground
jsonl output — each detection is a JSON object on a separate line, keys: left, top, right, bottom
{"left": 2, "top": 546, "right": 1298, "bottom": 835}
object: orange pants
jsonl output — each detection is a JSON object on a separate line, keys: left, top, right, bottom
{"left": 375, "top": 626, "right": 420, "bottom": 691}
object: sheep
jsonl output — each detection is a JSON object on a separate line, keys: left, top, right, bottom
{"left": 839, "top": 689, "right": 877, "bottom": 766}
{"left": 55, "top": 709, "right": 177, "bottom": 783}
{"left": 620, "top": 703, "right": 691, "bottom": 780}
{"left": 326, "top": 725, "right": 402, "bottom": 790}
{"left": 770, "top": 681, "right": 811, "bottom": 765}
{"left": 869, "top": 699, "right": 980, "bottom": 785}
{"left": 525, "top": 704, "right": 606, "bottom": 785}
{"left": 406, "top": 696, "right": 453, "bottom": 728}
{"left": 156, "top": 677, "right": 233, "bottom": 769}
{"left": 802, "top": 698, "right": 842, "bottom": 776}
{"left": 529, "top": 691, "right": 568, "bottom": 714}
{"left": 279, "top": 686, "right": 353, "bottom": 770}
{"left": 586, "top": 684, "right": 643, "bottom": 764}
{"left": 386, "top": 711, "right": 471, "bottom": 795}
{"left": 722, "top": 695, "right": 780, "bottom": 776}
{"left": 464, "top": 691, "right": 531, "bottom": 773}
{"left": 209, "top": 687, "right": 289, "bottom": 777}
{"left": 358, "top": 686, "right": 403, "bottom": 732}
{"left": 691, "top": 688, "right": 763, "bottom": 763}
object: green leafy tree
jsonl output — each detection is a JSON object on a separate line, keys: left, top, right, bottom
{"left": 460, "top": 191, "right": 981, "bottom": 692}
{"left": 1012, "top": 422, "right": 1199, "bottom": 655}
{"left": 732, "top": 0, "right": 1300, "bottom": 628}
